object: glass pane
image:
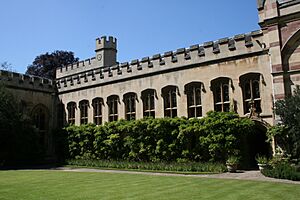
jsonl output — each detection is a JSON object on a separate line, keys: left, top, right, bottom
{"left": 253, "top": 81, "right": 260, "bottom": 99}
{"left": 171, "top": 91, "right": 177, "bottom": 107}
{"left": 245, "top": 82, "right": 251, "bottom": 99}
{"left": 223, "top": 84, "right": 229, "bottom": 102}
{"left": 196, "top": 107, "right": 202, "bottom": 117}
{"left": 131, "top": 97, "right": 135, "bottom": 112}
{"left": 114, "top": 100, "right": 118, "bottom": 114}
{"left": 215, "top": 104, "right": 222, "bottom": 112}
{"left": 165, "top": 110, "right": 170, "bottom": 117}
{"left": 150, "top": 111, "right": 155, "bottom": 118}
{"left": 216, "top": 87, "right": 221, "bottom": 103}
{"left": 224, "top": 103, "right": 230, "bottom": 112}
{"left": 109, "top": 101, "right": 113, "bottom": 114}
{"left": 196, "top": 89, "right": 201, "bottom": 105}
{"left": 187, "top": 92, "right": 194, "bottom": 106}
{"left": 125, "top": 98, "right": 129, "bottom": 112}
{"left": 164, "top": 95, "right": 170, "bottom": 109}
{"left": 255, "top": 100, "right": 262, "bottom": 113}
{"left": 172, "top": 109, "right": 177, "bottom": 118}
{"left": 188, "top": 107, "right": 195, "bottom": 118}
{"left": 150, "top": 94, "right": 155, "bottom": 110}
{"left": 245, "top": 101, "right": 251, "bottom": 114}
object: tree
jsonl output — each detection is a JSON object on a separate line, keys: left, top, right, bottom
{"left": 26, "top": 50, "right": 79, "bottom": 80}
{"left": 270, "top": 86, "right": 300, "bottom": 159}
{"left": 0, "top": 62, "right": 13, "bottom": 71}
{"left": 0, "top": 84, "right": 42, "bottom": 166}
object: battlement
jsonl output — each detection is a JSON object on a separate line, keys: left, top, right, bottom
{"left": 0, "top": 70, "right": 55, "bottom": 93}
{"left": 56, "top": 30, "right": 266, "bottom": 93}
{"left": 95, "top": 36, "right": 117, "bottom": 51}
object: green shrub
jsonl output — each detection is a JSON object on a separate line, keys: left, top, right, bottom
{"left": 66, "top": 159, "right": 227, "bottom": 173}
{"left": 64, "top": 111, "right": 255, "bottom": 163}
{"left": 0, "top": 84, "right": 43, "bottom": 166}
{"left": 262, "top": 163, "right": 300, "bottom": 181}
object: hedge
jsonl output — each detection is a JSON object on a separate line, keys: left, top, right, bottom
{"left": 62, "top": 111, "right": 255, "bottom": 163}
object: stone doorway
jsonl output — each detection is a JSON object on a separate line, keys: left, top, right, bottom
{"left": 240, "top": 120, "right": 271, "bottom": 169}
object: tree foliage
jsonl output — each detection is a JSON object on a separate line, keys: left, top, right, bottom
{"left": 25, "top": 50, "right": 79, "bottom": 80}
{"left": 269, "top": 85, "right": 300, "bottom": 159}
{"left": 0, "top": 62, "right": 13, "bottom": 71}
{"left": 0, "top": 85, "right": 43, "bottom": 166}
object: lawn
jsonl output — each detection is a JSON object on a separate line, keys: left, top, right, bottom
{"left": 0, "top": 170, "right": 299, "bottom": 200}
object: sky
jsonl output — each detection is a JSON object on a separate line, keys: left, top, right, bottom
{"left": 0, "top": 0, "right": 260, "bottom": 74}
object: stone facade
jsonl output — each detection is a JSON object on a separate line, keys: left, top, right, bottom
{"left": 1, "top": 0, "right": 300, "bottom": 156}
{"left": 0, "top": 71, "right": 57, "bottom": 156}
{"left": 56, "top": 0, "right": 300, "bottom": 127}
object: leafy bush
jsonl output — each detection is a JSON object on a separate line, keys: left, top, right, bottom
{"left": 63, "top": 111, "right": 255, "bottom": 163}
{"left": 262, "top": 162, "right": 300, "bottom": 181}
{"left": 271, "top": 85, "right": 300, "bottom": 160}
{"left": 66, "top": 159, "right": 227, "bottom": 173}
{"left": 0, "top": 84, "right": 43, "bottom": 166}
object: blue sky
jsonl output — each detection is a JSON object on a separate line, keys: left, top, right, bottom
{"left": 0, "top": 0, "right": 260, "bottom": 73}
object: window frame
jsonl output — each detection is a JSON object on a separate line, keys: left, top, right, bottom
{"left": 67, "top": 102, "right": 76, "bottom": 124}
{"left": 79, "top": 100, "right": 89, "bottom": 125}
{"left": 141, "top": 89, "right": 156, "bottom": 118}
{"left": 162, "top": 86, "right": 178, "bottom": 118}
{"left": 107, "top": 95, "right": 119, "bottom": 122}
{"left": 92, "top": 98, "right": 103, "bottom": 125}
{"left": 185, "top": 82, "right": 203, "bottom": 118}
{"left": 123, "top": 92, "right": 137, "bottom": 121}
{"left": 240, "top": 73, "right": 262, "bottom": 114}
{"left": 211, "top": 78, "right": 231, "bottom": 112}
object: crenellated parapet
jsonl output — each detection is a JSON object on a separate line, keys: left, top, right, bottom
{"left": 56, "top": 36, "right": 118, "bottom": 79}
{"left": 56, "top": 30, "right": 266, "bottom": 93}
{"left": 96, "top": 36, "right": 117, "bottom": 51}
{"left": 56, "top": 57, "right": 97, "bottom": 79}
{"left": 0, "top": 70, "right": 55, "bottom": 93}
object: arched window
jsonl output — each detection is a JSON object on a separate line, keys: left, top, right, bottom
{"left": 32, "top": 104, "right": 48, "bottom": 146}
{"left": 185, "top": 82, "right": 202, "bottom": 118}
{"left": 67, "top": 102, "right": 76, "bottom": 124}
{"left": 107, "top": 95, "right": 119, "bottom": 122}
{"left": 240, "top": 73, "right": 262, "bottom": 114}
{"left": 141, "top": 89, "right": 156, "bottom": 118}
{"left": 32, "top": 106, "right": 47, "bottom": 131}
{"left": 211, "top": 78, "right": 231, "bottom": 112}
{"left": 162, "top": 86, "right": 178, "bottom": 117}
{"left": 79, "top": 100, "right": 89, "bottom": 124}
{"left": 123, "top": 92, "right": 137, "bottom": 120}
{"left": 92, "top": 98, "right": 103, "bottom": 125}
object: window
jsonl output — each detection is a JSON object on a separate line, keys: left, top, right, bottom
{"left": 79, "top": 100, "right": 89, "bottom": 124}
{"left": 32, "top": 104, "right": 48, "bottom": 146}
{"left": 92, "top": 98, "right": 103, "bottom": 125}
{"left": 185, "top": 82, "right": 202, "bottom": 118}
{"left": 162, "top": 86, "right": 178, "bottom": 117}
{"left": 141, "top": 89, "right": 156, "bottom": 118}
{"left": 67, "top": 102, "right": 76, "bottom": 124}
{"left": 107, "top": 95, "right": 119, "bottom": 122}
{"left": 33, "top": 106, "right": 46, "bottom": 131}
{"left": 240, "top": 73, "right": 262, "bottom": 114}
{"left": 124, "top": 93, "right": 136, "bottom": 120}
{"left": 211, "top": 78, "right": 231, "bottom": 112}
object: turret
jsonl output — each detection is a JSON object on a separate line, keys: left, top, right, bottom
{"left": 95, "top": 36, "right": 117, "bottom": 67}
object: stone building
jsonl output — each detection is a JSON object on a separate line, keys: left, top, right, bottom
{"left": 0, "top": 71, "right": 57, "bottom": 157}
{"left": 1, "top": 0, "right": 300, "bottom": 158}
{"left": 56, "top": 0, "right": 300, "bottom": 127}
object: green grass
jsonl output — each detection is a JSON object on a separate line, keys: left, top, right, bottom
{"left": 0, "top": 170, "right": 299, "bottom": 200}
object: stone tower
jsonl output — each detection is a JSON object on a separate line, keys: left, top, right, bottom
{"left": 258, "top": 0, "right": 300, "bottom": 101}
{"left": 95, "top": 36, "right": 117, "bottom": 67}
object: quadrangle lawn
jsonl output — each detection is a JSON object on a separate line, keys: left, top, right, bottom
{"left": 0, "top": 170, "right": 299, "bottom": 200}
